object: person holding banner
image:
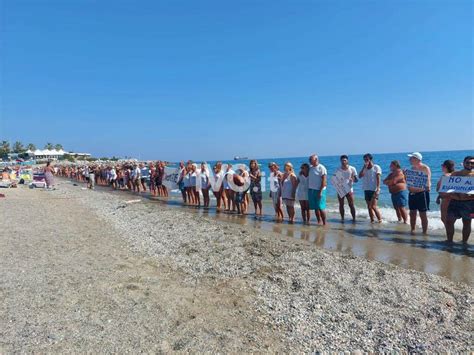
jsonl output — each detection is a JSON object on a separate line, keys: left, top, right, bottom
{"left": 406, "top": 152, "right": 431, "bottom": 234}
{"left": 436, "top": 160, "right": 455, "bottom": 225}
{"left": 383, "top": 160, "right": 408, "bottom": 223}
{"left": 334, "top": 155, "right": 358, "bottom": 222}
{"left": 359, "top": 154, "right": 382, "bottom": 223}
{"left": 224, "top": 164, "right": 236, "bottom": 212}
{"left": 212, "top": 162, "right": 226, "bottom": 211}
{"left": 444, "top": 156, "right": 474, "bottom": 244}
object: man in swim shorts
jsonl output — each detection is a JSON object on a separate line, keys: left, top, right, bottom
{"left": 359, "top": 153, "right": 382, "bottom": 223}
{"left": 406, "top": 152, "right": 431, "bottom": 234}
{"left": 444, "top": 156, "right": 474, "bottom": 244}
{"left": 308, "top": 154, "right": 327, "bottom": 225}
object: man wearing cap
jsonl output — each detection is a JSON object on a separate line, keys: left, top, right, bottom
{"left": 407, "top": 152, "right": 431, "bottom": 234}
{"left": 444, "top": 156, "right": 474, "bottom": 244}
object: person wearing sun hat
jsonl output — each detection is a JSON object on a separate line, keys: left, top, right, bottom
{"left": 407, "top": 152, "right": 431, "bottom": 235}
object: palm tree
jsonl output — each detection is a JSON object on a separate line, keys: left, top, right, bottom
{"left": 27, "top": 143, "right": 36, "bottom": 151}
{"left": 54, "top": 143, "right": 63, "bottom": 151}
{"left": 44, "top": 142, "right": 54, "bottom": 150}
{"left": 13, "top": 141, "right": 25, "bottom": 153}
{"left": 0, "top": 140, "right": 10, "bottom": 157}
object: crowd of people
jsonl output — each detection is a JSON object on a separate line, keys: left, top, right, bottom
{"left": 54, "top": 153, "right": 473, "bottom": 244}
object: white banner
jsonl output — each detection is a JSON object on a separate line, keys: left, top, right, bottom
{"left": 405, "top": 169, "right": 428, "bottom": 189}
{"left": 162, "top": 167, "right": 180, "bottom": 190}
{"left": 439, "top": 175, "right": 474, "bottom": 194}
{"left": 330, "top": 171, "right": 352, "bottom": 198}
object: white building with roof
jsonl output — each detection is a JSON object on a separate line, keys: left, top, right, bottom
{"left": 26, "top": 149, "right": 91, "bottom": 160}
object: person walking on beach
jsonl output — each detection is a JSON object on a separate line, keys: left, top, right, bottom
{"left": 444, "top": 156, "right": 474, "bottom": 244}
{"left": 406, "top": 152, "right": 431, "bottom": 234}
{"left": 131, "top": 164, "right": 141, "bottom": 192}
{"left": 249, "top": 160, "right": 263, "bottom": 216}
{"left": 44, "top": 161, "right": 55, "bottom": 189}
{"left": 335, "top": 155, "right": 358, "bottom": 222}
{"left": 269, "top": 162, "right": 284, "bottom": 221}
{"left": 308, "top": 154, "right": 328, "bottom": 225}
{"left": 281, "top": 162, "right": 298, "bottom": 223}
{"left": 383, "top": 160, "right": 408, "bottom": 223}
{"left": 296, "top": 163, "right": 310, "bottom": 224}
{"left": 436, "top": 160, "right": 455, "bottom": 225}
{"left": 359, "top": 153, "right": 382, "bottom": 223}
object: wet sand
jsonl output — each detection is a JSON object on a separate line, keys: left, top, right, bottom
{"left": 111, "top": 187, "right": 472, "bottom": 284}
{"left": 1, "top": 182, "right": 472, "bottom": 352}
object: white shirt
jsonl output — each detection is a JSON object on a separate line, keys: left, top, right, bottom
{"left": 308, "top": 164, "right": 327, "bottom": 190}
{"left": 131, "top": 167, "right": 141, "bottom": 178}
{"left": 335, "top": 165, "right": 358, "bottom": 192}
{"left": 361, "top": 164, "right": 382, "bottom": 191}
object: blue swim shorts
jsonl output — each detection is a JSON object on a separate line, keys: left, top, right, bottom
{"left": 308, "top": 189, "right": 326, "bottom": 210}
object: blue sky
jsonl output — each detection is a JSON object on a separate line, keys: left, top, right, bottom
{"left": 1, "top": 0, "right": 472, "bottom": 161}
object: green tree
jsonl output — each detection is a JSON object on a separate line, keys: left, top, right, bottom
{"left": 44, "top": 142, "right": 54, "bottom": 150}
{"left": 27, "top": 143, "right": 36, "bottom": 151}
{"left": 13, "top": 141, "right": 25, "bottom": 153}
{"left": 0, "top": 140, "right": 10, "bottom": 158}
{"left": 54, "top": 143, "right": 63, "bottom": 150}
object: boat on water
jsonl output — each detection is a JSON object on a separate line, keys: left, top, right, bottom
{"left": 233, "top": 156, "right": 248, "bottom": 161}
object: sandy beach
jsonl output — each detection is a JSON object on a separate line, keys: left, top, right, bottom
{"left": 0, "top": 181, "right": 472, "bottom": 352}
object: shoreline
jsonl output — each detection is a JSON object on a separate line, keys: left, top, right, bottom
{"left": 1, "top": 182, "right": 472, "bottom": 352}
{"left": 70, "top": 178, "right": 473, "bottom": 284}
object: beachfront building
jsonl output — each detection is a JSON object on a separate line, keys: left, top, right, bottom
{"left": 26, "top": 149, "right": 91, "bottom": 161}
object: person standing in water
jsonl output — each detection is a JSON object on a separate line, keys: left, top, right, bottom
{"left": 308, "top": 154, "right": 328, "bottom": 225}
{"left": 139, "top": 163, "right": 149, "bottom": 192}
{"left": 296, "top": 163, "right": 310, "bottom": 224}
{"left": 223, "top": 164, "right": 236, "bottom": 212}
{"left": 212, "top": 162, "right": 225, "bottom": 211}
{"left": 444, "top": 156, "right": 474, "bottom": 244}
{"left": 334, "top": 155, "right": 358, "bottom": 222}
{"left": 200, "top": 162, "right": 211, "bottom": 208}
{"left": 281, "top": 162, "right": 298, "bottom": 223}
{"left": 269, "top": 162, "right": 284, "bottom": 221}
{"left": 249, "top": 160, "right": 263, "bottom": 216}
{"left": 383, "top": 160, "right": 408, "bottom": 223}
{"left": 406, "top": 152, "right": 431, "bottom": 234}
{"left": 436, "top": 160, "right": 455, "bottom": 225}
{"left": 177, "top": 161, "right": 187, "bottom": 203}
{"left": 359, "top": 153, "right": 382, "bottom": 223}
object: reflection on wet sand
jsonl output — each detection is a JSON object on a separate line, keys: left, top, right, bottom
{"left": 97, "top": 185, "right": 473, "bottom": 284}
